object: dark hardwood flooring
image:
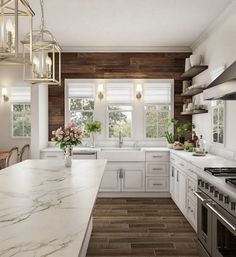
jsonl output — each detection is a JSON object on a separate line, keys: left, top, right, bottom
{"left": 87, "top": 198, "right": 199, "bottom": 257}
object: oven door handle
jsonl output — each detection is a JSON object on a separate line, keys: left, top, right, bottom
{"left": 206, "top": 202, "right": 236, "bottom": 231}
{"left": 193, "top": 191, "right": 210, "bottom": 202}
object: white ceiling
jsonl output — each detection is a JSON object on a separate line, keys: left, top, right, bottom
{"left": 25, "top": 0, "right": 232, "bottom": 50}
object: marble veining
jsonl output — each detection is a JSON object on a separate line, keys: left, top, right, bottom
{"left": 0, "top": 160, "right": 106, "bottom": 257}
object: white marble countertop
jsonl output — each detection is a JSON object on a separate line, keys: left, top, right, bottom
{"left": 0, "top": 159, "right": 106, "bottom": 257}
{"left": 169, "top": 149, "right": 236, "bottom": 197}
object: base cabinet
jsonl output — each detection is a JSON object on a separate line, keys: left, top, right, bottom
{"left": 170, "top": 153, "right": 197, "bottom": 232}
{"left": 99, "top": 162, "right": 145, "bottom": 192}
{"left": 145, "top": 151, "right": 169, "bottom": 192}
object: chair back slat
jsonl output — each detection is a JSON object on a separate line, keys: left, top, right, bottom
{"left": 6, "top": 147, "right": 19, "bottom": 167}
{"left": 19, "top": 144, "right": 30, "bottom": 162}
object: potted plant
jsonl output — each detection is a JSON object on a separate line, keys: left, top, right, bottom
{"left": 85, "top": 120, "right": 102, "bottom": 147}
{"left": 164, "top": 119, "right": 177, "bottom": 148}
{"left": 51, "top": 122, "right": 83, "bottom": 167}
{"left": 176, "top": 121, "right": 195, "bottom": 144}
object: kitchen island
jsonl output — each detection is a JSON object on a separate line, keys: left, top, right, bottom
{"left": 0, "top": 159, "right": 106, "bottom": 257}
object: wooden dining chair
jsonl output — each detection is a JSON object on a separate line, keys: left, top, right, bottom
{"left": 6, "top": 147, "right": 19, "bottom": 167}
{"left": 19, "top": 144, "right": 30, "bottom": 162}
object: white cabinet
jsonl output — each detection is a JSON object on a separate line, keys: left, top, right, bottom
{"left": 169, "top": 164, "right": 175, "bottom": 198}
{"left": 100, "top": 169, "right": 121, "bottom": 192}
{"left": 145, "top": 151, "right": 169, "bottom": 192}
{"left": 170, "top": 152, "right": 197, "bottom": 232}
{"left": 122, "top": 167, "right": 145, "bottom": 192}
{"left": 99, "top": 162, "right": 145, "bottom": 192}
{"left": 178, "top": 170, "right": 187, "bottom": 215}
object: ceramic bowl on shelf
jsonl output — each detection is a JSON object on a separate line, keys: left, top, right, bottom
{"left": 190, "top": 54, "right": 202, "bottom": 66}
{"left": 185, "top": 58, "right": 191, "bottom": 71}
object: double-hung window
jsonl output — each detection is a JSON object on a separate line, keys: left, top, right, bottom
{"left": 68, "top": 82, "right": 95, "bottom": 130}
{"left": 11, "top": 87, "right": 31, "bottom": 138}
{"left": 106, "top": 83, "right": 133, "bottom": 138}
{"left": 144, "top": 82, "right": 172, "bottom": 138}
{"left": 212, "top": 100, "right": 224, "bottom": 144}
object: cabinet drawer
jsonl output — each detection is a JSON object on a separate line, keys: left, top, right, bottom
{"left": 146, "top": 163, "right": 169, "bottom": 177}
{"left": 40, "top": 152, "right": 63, "bottom": 160}
{"left": 170, "top": 153, "right": 186, "bottom": 170}
{"left": 186, "top": 163, "right": 198, "bottom": 180}
{"left": 145, "top": 152, "right": 169, "bottom": 162}
{"left": 146, "top": 177, "right": 169, "bottom": 192}
{"left": 170, "top": 153, "right": 177, "bottom": 163}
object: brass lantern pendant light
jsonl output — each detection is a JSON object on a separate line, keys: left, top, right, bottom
{"left": 0, "top": 0, "right": 34, "bottom": 64}
{"left": 22, "top": 0, "right": 61, "bottom": 85}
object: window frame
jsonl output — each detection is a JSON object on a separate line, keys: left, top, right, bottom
{"left": 144, "top": 103, "right": 172, "bottom": 140}
{"left": 211, "top": 100, "right": 225, "bottom": 146}
{"left": 106, "top": 103, "right": 134, "bottom": 139}
{"left": 11, "top": 102, "right": 31, "bottom": 139}
{"left": 143, "top": 80, "right": 174, "bottom": 141}
{"left": 68, "top": 97, "right": 95, "bottom": 129}
{"left": 105, "top": 82, "right": 134, "bottom": 139}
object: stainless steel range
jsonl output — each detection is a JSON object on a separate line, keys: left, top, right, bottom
{"left": 194, "top": 168, "right": 236, "bottom": 257}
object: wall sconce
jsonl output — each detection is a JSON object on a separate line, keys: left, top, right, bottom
{"left": 2, "top": 88, "right": 9, "bottom": 102}
{"left": 97, "top": 84, "right": 104, "bottom": 100}
{"left": 136, "top": 84, "right": 143, "bottom": 100}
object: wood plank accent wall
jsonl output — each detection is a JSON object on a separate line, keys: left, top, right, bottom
{"left": 48, "top": 52, "right": 191, "bottom": 139}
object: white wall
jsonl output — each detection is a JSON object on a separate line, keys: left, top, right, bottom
{"left": 192, "top": 2, "right": 236, "bottom": 153}
{"left": 0, "top": 65, "right": 30, "bottom": 151}
{"left": 30, "top": 85, "right": 48, "bottom": 159}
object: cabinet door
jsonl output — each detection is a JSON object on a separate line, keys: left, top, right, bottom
{"left": 173, "top": 168, "right": 179, "bottom": 204}
{"left": 178, "top": 170, "right": 187, "bottom": 215}
{"left": 122, "top": 167, "right": 145, "bottom": 192}
{"left": 99, "top": 170, "right": 121, "bottom": 192}
{"left": 169, "top": 164, "right": 175, "bottom": 198}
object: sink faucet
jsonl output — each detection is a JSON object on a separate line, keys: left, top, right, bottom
{"left": 118, "top": 131, "right": 123, "bottom": 148}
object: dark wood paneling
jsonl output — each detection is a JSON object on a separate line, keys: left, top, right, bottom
{"left": 48, "top": 52, "right": 191, "bottom": 138}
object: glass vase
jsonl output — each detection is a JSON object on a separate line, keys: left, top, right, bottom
{"left": 64, "top": 145, "right": 73, "bottom": 168}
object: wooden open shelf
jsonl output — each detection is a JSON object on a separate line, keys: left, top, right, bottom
{"left": 181, "top": 87, "right": 204, "bottom": 97}
{"left": 181, "top": 65, "right": 208, "bottom": 79}
{"left": 181, "top": 109, "right": 208, "bottom": 116}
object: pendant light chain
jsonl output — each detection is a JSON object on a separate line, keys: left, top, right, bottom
{"left": 40, "top": 0, "right": 45, "bottom": 30}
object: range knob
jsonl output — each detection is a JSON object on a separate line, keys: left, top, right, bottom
{"left": 205, "top": 183, "right": 209, "bottom": 189}
{"left": 201, "top": 181, "right": 205, "bottom": 187}
{"left": 214, "top": 191, "right": 219, "bottom": 197}
{"left": 198, "top": 179, "right": 202, "bottom": 186}
{"left": 219, "top": 194, "right": 223, "bottom": 201}
{"left": 224, "top": 196, "right": 230, "bottom": 204}
{"left": 231, "top": 202, "right": 236, "bottom": 211}
{"left": 210, "top": 186, "right": 214, "bottom": 193}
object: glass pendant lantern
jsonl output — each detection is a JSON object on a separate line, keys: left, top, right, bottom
{"left": 0, "top": 0, "right": 34, "bottom": 64}
{"left": 22, "top": 0, "right": 61, "bottom": 85}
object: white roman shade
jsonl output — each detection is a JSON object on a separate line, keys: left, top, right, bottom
{"left": 68, "top": 83, "right": 95, "bottom": 98}
{"left": 144, "top": 82, "right": 171, "bottom": 104}
{"left": 106, "top": 83, "right": 133, "bottom": 104}
{"left": 11, "top": 86, "right": 31, "bottom": 103}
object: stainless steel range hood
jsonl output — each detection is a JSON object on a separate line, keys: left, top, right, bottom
{"left": 203, "top": 61, "right": 236, "bottom": 100}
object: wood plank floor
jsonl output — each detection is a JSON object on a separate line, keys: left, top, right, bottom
{"left": 86, "top": 198, "right": 199, "bottom": 257}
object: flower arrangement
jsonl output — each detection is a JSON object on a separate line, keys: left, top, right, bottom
{"left": 51, "top": 122, "right": 83, "bottom": 149}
